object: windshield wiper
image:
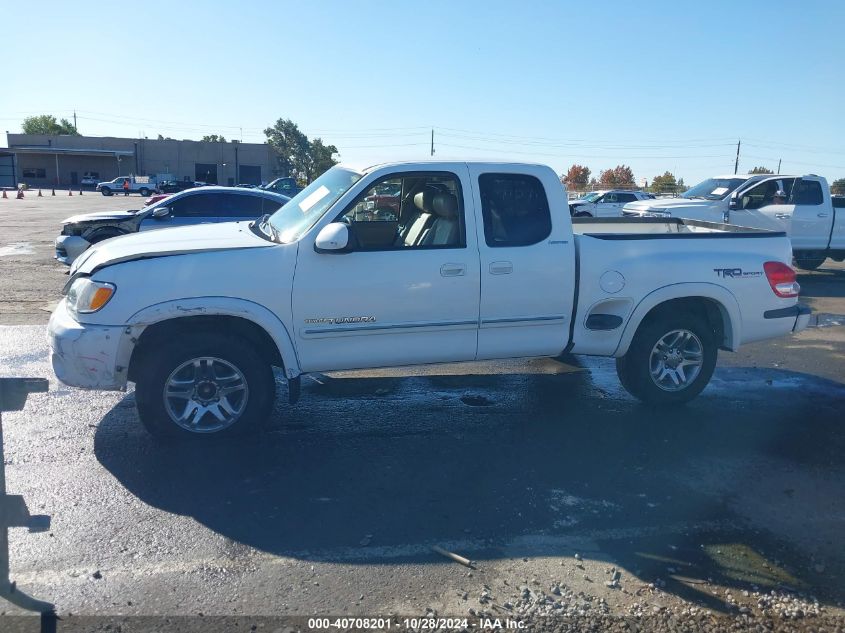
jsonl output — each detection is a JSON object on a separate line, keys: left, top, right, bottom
{"left": 252, "top": 214, "right": 279, "bottom": 242}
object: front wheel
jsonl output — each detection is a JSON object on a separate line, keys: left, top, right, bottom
{"left": 616, "top": 311, "right": 717, "bottom": 404}
{"left": 134, "top": 333, "right": 276, "bottom": 439}
{"left": 100, "top": 187, "right": 112, "bottom": 196}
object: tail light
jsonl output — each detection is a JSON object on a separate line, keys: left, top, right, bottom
{"left": 764, "top": 261, "right": 800, "bottom": 298}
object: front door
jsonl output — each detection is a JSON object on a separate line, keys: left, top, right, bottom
{"left": 291, "top": 167, "right": 480, "bottom": 372}
{"left": 789, "top": 178, "right": 833, "bottom": 250}
{"left": 469, "top": 167, "right": 575, "bottom": 360}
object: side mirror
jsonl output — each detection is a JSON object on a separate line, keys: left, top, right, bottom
{"left": 728, "top": 193, "right": 739, "bottom": 211}
{"left": 314, "top": 222, "right": 350, "bottom": 253}
{"left": 152, "top": 206, "right": 170, "bottom": 218}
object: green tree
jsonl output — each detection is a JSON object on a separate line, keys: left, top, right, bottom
{"left": 264, "top": 118, "right": 310, "bottom": 180}
{"left": 561, "top": 164, "right": 591, "bottom": 190}
{"left": 650, "top": 171, "right": 679, "bottom": 194}
{"left": 303, "top": 138, "right": 339, "bottom": 183}
{"left": 748, "top": 166, "right": 774, "bottom": 174}
{"left": 201, "top": 134, "right": 227, "bottom": 143}
{"left": 22, "top": 114, "right": 79, "bottom": 135}
{"left": 598, "top": 165, "right": 635, "bottom": 188}
{"left": 830, "top": 178, "right": 845, "bottom": 195}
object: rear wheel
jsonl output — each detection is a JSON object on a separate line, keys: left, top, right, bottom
{"left": 574, "top": 211, "right": 593, "bottom": 218}
{"left": 134, "top": 333, "right": 276, "bottom": 439}
{"left": 793, "top": 252, "right": 826, "bottom": 271}
{"left": 616, "top": 310, "right": 717, "bottom": 404}
{"left": 139, "top": 187, "right": 150, "bottom": 197}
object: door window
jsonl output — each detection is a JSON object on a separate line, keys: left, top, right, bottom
{"left": 478, "top": 173, "right": 552, "bottom": 247}
{"left": 741, "top": 179, "right": 796, "bottom": 209}
{"left": 791, "top": 180, "right": 823, "bottom": 205}
{"left": 603, "top": 193, "right": 618, "bottom": 203}
{"left": 168, "top": 193, "right": 221, "bottom": 217}
{"left": 336, "top": 173, "right": 465, "bottom": 250}
{"left": 617, "top": 193, "right": 638, "bottom": 203}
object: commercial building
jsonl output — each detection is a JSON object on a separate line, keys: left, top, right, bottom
{"left": 0, "top": 133, "right": 279, "bottom": 189}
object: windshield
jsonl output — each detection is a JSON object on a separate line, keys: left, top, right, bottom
{"left": 267, "top": 167, "right": 362, "bottom": 243}
{"left": 681, "top": 177, "right": 747, "bottom": 200}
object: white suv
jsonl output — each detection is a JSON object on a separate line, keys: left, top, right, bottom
{"left": 569, "top": 190, "right": 653, "bottom": 217}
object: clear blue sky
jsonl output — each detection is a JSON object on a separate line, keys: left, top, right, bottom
{"left": 3, "top": 0, "right": 844, "bottom": 185}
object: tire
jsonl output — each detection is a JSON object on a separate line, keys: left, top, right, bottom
{"left": 793, "top": 253, "right": 826, "bottom": 271}
{"left": 139, "top": 187, "right": 150, "bottom": 197}
{"left": 134, "top": 333, "right": 276, "bottom": 439}
{"left": 616, "top": 310, "right": 717, "bottom": 405}
{"left": 574, "top": 211, "right": 593, "bottom": 218}
{"left": 100, "top": 187, "right": 112, "bottom": 196}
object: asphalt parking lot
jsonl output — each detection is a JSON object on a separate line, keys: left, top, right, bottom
{"left": 0, "top": 194, "right": 844, "bottom": 629}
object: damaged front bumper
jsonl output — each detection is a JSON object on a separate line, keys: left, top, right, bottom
{"left": 47, "top": 299, "right": 130, "bottom": 390}
{"left": 55, "top": 235, "right": 92, "bottom": 266}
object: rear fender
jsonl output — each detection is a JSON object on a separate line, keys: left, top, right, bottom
{"left": 614, "top": 283, "right": 741, "bottom": 357}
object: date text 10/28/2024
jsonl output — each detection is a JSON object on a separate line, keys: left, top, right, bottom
{"left": 307, "top": 617, "right": 527, "bottom": 630}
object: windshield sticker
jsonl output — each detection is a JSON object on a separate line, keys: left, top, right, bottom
{"left": 711, "top": 187, "right": 728, "bottom": 196}
{"left": 298, "top": 185, "right": 330, "bottom": 214}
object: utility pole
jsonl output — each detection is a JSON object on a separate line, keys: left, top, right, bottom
{"left": 430, "top": 129, "right": 435, "bottom": 156}
{"left": 73, "top": 110, "right": 77, "bottom": 132}
{"left": 734, "top": 139, "right": 741, "bottom": 174}
{"left": 777, "top": 158, "right": 781, "bottom": 174}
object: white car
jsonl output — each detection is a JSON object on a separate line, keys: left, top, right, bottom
{"left": 623, "top": 174, "right": 845, "bottom": 270}
{"left": 569, "top": 190, "right": 653, "bottom": 217}
{"left": 49, "top": 160, "right": 809, "bottom": 439}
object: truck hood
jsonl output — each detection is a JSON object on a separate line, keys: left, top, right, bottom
{"left": 71, "top": 221, "right": 273, "bottom": 275}
{"left": 62, "top": 209, "right": 143, "bottom": 225}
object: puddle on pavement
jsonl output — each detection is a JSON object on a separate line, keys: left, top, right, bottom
{"left": 0, "top": 242, "right": 34, "bottom": 257}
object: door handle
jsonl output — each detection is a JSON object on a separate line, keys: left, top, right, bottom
{"left": 440, "top": 263, "right": 466, "bottom": 277}
{"left": 818, "top": 213, "right": 829, "bottom": 218}
{"left": 489, "top": 261, "right": 513, "bottom": 275}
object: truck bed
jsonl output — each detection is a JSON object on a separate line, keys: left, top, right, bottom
{"left": 571, "top": 216, "right": 786, "bottom": 238}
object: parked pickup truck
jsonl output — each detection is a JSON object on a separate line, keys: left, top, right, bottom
{"left": 622, "top": 174, "right": 845, "bottom": 270}
{"left": 96, "top": 177, "right": 157, "bottom": 197}
{"left": 48, "top": 160, "right": 810, "bottom": 439}
{"left": 262, "top": 177, "right": 304, "bottom": 197}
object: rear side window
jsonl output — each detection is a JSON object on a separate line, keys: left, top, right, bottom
{"left": 617, "top": 193, "right": 637, "bottom": 203}
{"left": 792, "top": 180, "right": 823, "bottom": 205}
{"left": 219, "top": 193, "right": 263, "bottom": 218}
{"left": 478, "top": 173, "right": 552, "bottom": 247}
{"left": 262, "top": 196, "right": 285, "bottom": 214}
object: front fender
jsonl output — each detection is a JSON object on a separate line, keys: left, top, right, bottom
{"left": 613, "top": 283, "right": 741, "bottom": 357}
{"left": 126, "top": 297, "right": 301, "bottom": 378}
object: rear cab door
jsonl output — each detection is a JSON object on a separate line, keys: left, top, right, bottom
{"left": 466, "top": 163, "right": 576, "bottom": 359}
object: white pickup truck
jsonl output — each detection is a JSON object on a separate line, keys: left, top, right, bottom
{"left": 622, "top": 174, "right": 845, "bottom": 270}
{"left": 96, "top": 176, "right": 157, "bottom": 197}
{"left": 48, "top": 161, "right": 810, "bottom": 439}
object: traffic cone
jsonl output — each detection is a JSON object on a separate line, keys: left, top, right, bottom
{"left": 52, "top": 188, "right": 56, "bottom": 196}
{"left": 1, "top": 190, "right": 7, "bottom": 199}
{"left": 38, "top": 189, "right": 43, "bottom": 197}
{"left": 79, "top": 188, "right": 83, "bottom": 195}
{"left": 68, "top": 189, "right": 73, "bottom": 196}
{"left": 16, "top": 189, "right": 24, "bottom": 199}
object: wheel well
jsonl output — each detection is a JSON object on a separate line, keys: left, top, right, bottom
{"left": 641, "top": 297, "right": 729, "bottom": 350}
{"left": 128, "top": 315, "right": 284, "bottom": 381}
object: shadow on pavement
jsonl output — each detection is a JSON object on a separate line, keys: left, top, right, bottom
{"left": 94, "top": 360, "right": 845, "bottom": 610}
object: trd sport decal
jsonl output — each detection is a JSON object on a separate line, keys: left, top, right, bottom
{"left": 713, "top": 268, "right": 763, "bottom": 278}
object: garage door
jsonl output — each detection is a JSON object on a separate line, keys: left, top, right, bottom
{"left": 0, "top": 154, "right": 14, "bottom": 188}
{"left": 239, "top": 165, "right": 261, "bottom": 185}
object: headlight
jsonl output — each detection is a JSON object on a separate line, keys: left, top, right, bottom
{"left": 648, "top": 209, "right": 672, "bottom": 217}
{"left": 66, "top": 278, "right": 116, "bottom": 314}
